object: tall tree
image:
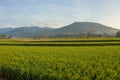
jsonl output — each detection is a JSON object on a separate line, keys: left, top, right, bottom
{"left": 116, "top": 31, "right": 120, "bottom": 37}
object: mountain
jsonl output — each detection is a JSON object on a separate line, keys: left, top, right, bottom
{"left": 0, "top": 28, "right": 13, "bottom": 34}
{"left": 0, "top": 22, "right": 119, "bottom": 38}
{"left": 51, "top": 22, "right": 119, "bottom": 35}
{"left": 6, "top": 26, "right": 54, "bottom": 38}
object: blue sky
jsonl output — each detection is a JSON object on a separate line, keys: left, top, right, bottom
{"left": 0, "top": 0, "right": 120, "bottom": 29}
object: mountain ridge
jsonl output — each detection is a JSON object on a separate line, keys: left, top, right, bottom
{"left": 0, "top": 22, "right": 119, "bottom": 38}
{"left": 51, "top": 22, "right": 118, "bottom": 35}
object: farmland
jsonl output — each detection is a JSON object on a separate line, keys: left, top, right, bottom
{"left": 0, "top": 38, "right": 120, "bottom": 80}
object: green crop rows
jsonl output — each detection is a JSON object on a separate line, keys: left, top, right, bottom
{"left": 1, "top": 38, "right": 120, "bottom": 46}
{"left": 0, "top": 38, "right": 120, "bottom": 80}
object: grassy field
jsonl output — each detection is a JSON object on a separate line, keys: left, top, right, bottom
{"left": 0, "top": 38, "right": 120, "bottom": 80}
{"left": 1, "top": 38, "right": 120, "bottom": 46}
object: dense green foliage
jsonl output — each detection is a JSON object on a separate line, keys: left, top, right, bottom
{"left": 0, "top": 45, "right": 120, "bottom": 80}
{"left": 116, "top": 31, "right": 120, "bottom": 37}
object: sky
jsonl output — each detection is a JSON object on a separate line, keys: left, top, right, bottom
{"left": 0, "top": 0, "right": 120, "bottom": 29}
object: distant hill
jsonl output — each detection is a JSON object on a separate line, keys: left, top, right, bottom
{"left": 0, "top": 28, "right": 13, "bottom": 34}
{"left": 0, "top": 22, "right": 119, "bottom": 38}
{"left": 6, "top": 26, "right": 54, "bottom": 38}
{"left": 51, "top": 22, "right": 119, "bottom": 35}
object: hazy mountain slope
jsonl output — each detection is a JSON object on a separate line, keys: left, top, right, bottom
{"left": 52, "top": 22, "right": 119, "bottom": 35}
{"left": 6, "top": 26, "right": 54, "bottom": 38}
{"left": 1, "top": 22, "right": 119, "bottom": 38}
{"left": 0, "top": 28, "right": 13, "bottom": 34}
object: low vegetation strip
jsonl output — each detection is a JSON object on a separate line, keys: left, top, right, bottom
{"left": 1, "top": 38, "right": 120, "bottom": 42}
{"left": 25, "top": 39, "right": 120, "bottom": 42}
{"left": 1, "top": 42, "right": 120, "bottom": 46}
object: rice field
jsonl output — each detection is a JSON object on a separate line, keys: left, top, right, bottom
{"left": 0, "top": 38, "right": 120, "bottom": 80}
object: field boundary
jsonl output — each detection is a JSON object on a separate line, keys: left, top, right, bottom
{"left": 1, "top": 43, "right": 120, "bottom": 46}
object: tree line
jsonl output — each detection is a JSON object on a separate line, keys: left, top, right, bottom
{"left": 34, "top": 31, "right": 120, "bottom": 38}
{"left": 0, "top": 34, "right": 12, "bottom": 39}
{"left": 1, "top": 31, "right": 120, "bottom": 39}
